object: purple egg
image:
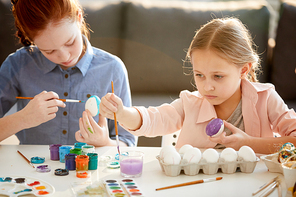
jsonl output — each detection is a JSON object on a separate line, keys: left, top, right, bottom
{"left": 206, "top": 118, "right": 224, "bottom": 137}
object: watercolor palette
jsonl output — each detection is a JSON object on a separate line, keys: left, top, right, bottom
{"left": 0, "top": 176, "right": 55, "bottom": 196}
{"left": 104, "top": 179, "right": 144, "bottom": 197}
{"left": 156, "top": 155, "right": 259, "bottom": 176}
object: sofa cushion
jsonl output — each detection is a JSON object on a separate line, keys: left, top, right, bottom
{"left": 0, "top": 1, "right": 20, "bottom": 65}
{"left": 82, "top": 1, "right": 125, "bottom": 57}
{"left": 271, "top": 1, "right": 296, "bottom": 100}
{"left": 122, "top": 1, "right": 270, "bottom": 94}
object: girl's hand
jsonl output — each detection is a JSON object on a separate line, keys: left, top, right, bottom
{"left": 75, "top": 110, "right": 113, "bottom": 147}
{"left": 208, "top": 121, "right": 251, "bottom": 150}
{"left": 20, "top": 91, "right": 65, "bottom": 128}
{"left": 99, "top": 93, "right": 124, "bottom": 121}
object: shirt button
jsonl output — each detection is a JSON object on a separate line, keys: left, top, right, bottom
{"left": 64, "top": 92, "right": 68, "bottom": 97}
{"left": 65, "top": 74, "right": 68, "bottom": 78}
{"left": 87, "top": 94, "right": 91, "bottom": 98}
{"left": 72, "top": 67, "right": 76, "bottom": 70}
{"left": 62, "top": 130, "right": 67, "bottom": 135}
{"left": 63, "top": 111, "right": 67, "bottom": 116}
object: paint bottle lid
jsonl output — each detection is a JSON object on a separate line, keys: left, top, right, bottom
{"left": 70, "top": 148, "right": 82, "bottom": 155}
{"left": 49, "top": 144, "right": 62, "bottom": 150}
{"left": 74, "top": 142, "right": 87, "bottom": 149}
{"left": 54, "top": 168, "right": 69, "bottom": 176}
{"left": 31, "top": 156, "right": 45, "bottom": 164}
{"left": 36, "top": 165, "right": 51, "bottom": 173}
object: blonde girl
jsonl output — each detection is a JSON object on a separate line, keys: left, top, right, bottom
{"left": 99, "top": 18, "right": 296, "bottom": 154}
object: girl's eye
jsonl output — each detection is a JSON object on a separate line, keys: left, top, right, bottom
{"left": 195, "top": 74, "right": 204, "bottom": 78}
{"left": 45, "top": 51, "right": 54, "bottom": 55}
{"left": 65, "top": 40, "right": 75, "bottom": 47}
{"left": 215, "top": 75, "right": 223, "bottom": 79}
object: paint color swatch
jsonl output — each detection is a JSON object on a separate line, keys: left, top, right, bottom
{"left": 120, "top": 179, "right": 144, "bottom": 196}
{"left": 104, "top": 179, "right": 145, "bottom": 197}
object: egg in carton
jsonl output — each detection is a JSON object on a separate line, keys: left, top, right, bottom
{"left": 156, "top": 145, "right": 259, "bottom": 177}
{"left": 261, "top": 142, "right": 296, "bottom": 174}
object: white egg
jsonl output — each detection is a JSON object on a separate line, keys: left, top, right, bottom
{"left": 159, "top": 146, "right": 176, "bottom": 160}
{"left": 85, "top": 95, "right": 101, "bottom": 116}
{"left": 220, "top": 148, "right": 238, "bottom": 162}
{"left": 238, "top": 146, "right": 256, "bottom": 162}
{"left": 163, "top": 151, "right": 181, "bottom": 165}
{"left": 178, "top": 144, "right": 193, "bottom": 155}
{"left": 202, "top": 148, "right": 219, "bottom": 163}
{"left": 183, "top": 147, "right": 202, "bottom": 164}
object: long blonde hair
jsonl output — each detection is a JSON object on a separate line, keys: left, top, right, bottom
{"left": 186, "top": 18, "right": 261, "bottom": 82}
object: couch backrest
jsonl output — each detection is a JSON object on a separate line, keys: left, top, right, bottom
{"left": 271, "top": 0, "right": 296, "bottom": 100}
{"left": 83, "top": 0, "right": 271, "bottom": 95}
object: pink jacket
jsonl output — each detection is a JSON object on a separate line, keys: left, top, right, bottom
{"left": 124, "top": 79, "right": 296, "bottom": 149}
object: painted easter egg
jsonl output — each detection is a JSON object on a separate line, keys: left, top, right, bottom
{"left": 202, "top": 148, "right": 219, "bottom": 163}
{"left": 279, "top": 142, "right": 295, "bottom": 151}
{"left": 159, "top": 146, "right": 176, "bottom": 160}
{"left": 238, "top": 146, "right": 256, "bottom": 162}
{"left": 278, "top": 149, "right": 294, "bottom": 163}
{"left": 206, "top": 118, "right": 224, "bottom": 137}
{"left": 220, "top": 147, "right": 238, "bottom": 162}
{"left": 178, "top": 144, "right": 193, "bottom": 155}
{"left": 183, "top": 147, "right": 202, "bottom": 164}
{"left": 85, "top": 95, "right": 101, "bottom": 116}
{"left": 163, "top": 150, "right": 181, "bottom": 165}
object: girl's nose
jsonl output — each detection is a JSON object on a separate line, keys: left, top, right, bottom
{"left": 59, "top": 49, "right": 70, "bottom": 62}
{"left": 204, "top": 81, "right": 215, "bottom": 91}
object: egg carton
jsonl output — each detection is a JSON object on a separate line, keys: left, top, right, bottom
{"left": 156, "top": 155, "right": 259, "bottom": 176}
{"left": 260, "top": 153, "right": 283, "bottom": 174}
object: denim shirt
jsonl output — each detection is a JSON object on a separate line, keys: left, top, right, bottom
{"left": 0, "top": 37, "right": 135, "bottom": 146}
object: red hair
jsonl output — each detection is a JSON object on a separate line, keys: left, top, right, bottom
{"left": 11, "top": 0, "right": 89, "bottom": 46}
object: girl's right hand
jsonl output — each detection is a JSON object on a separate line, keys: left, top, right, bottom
{"left": 99, "top": 93, "right": 124, "bottom": 121}
{"left": 20, "top": 91, "right": 66, "bottom": 128}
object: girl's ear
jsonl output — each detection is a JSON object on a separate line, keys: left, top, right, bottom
{"left": 240, "top": 63, "right": 252, "bottom": 79}
{"left": 77, "top": 9, "right": 83, "bottom": 26}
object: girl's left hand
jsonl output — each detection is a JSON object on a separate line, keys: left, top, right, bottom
{"left": 75, "top": 110, "right": 113, "bottom": 147}
{"left": 208, "top": 121, "right": 251, "bottom": 150}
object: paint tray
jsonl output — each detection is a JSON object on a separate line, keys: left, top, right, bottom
{"left": 0, "top": 176, "right": 55, "bottom": 196}
{"left": 156, "top": 155, "right": 259, "bottom": 177}
{"left": 260, "top": 153, "right": 283, "bottom": 174}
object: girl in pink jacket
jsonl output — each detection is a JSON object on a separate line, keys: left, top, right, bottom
{"left": 99, "top": 18, "right": 296, "bottom": 154}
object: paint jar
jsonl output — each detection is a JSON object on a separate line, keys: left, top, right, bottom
{"left": 49, "top": 144, "right": 62, "bottom": 161}
{"left": 74, "top": 142, "right": 87, "bottom": 149}
{"left": 87, "top": 153, "right": 98, "bottom": 170}
{"left": 120, "top": 151, "right": 144, "bottom": 178}
{"left": 65, "top": 153, "right": 77, "bottom": 170}
{"left": 82, "top": 145, "right": 95, "bottom": 155}
{"left": 70, "top": 148, "right": 82, "bottom": 155}
{"left": 76, "top": 155, "right": 90, "bottom": 178}
{"left": 59, "top": 146, "right": 72, "bottom": 163}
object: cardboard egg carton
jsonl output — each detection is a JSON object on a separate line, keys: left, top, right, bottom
{"left": 156, "top": 155, "right": 259, "bottom": 176}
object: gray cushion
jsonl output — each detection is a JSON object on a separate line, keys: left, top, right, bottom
{"left": 121, "top": 1, "right": 270, "bottom": 94}
{"left": 271, "top": 1, "right": 296, "bottom": 100}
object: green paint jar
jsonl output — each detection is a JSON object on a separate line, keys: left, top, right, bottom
{"left": 87, "top": 153, "right": 98, "bottom": 170}
{"left": 70, "top": 148, "right": 82, "bottom": 155}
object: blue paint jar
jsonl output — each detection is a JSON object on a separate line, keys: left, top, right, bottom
{"left": 74, "top": 142, "right": 87, "bottom": 149}
{"left": 87, "top": 153, "right": 98, "bottom": 170}
{"left": 59, "top": 146, "right": 72, "bottom": 163}
{"left": 65, "top": 153, "right": 77, "bottom": 170}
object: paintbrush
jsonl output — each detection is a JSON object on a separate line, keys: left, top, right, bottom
{"left": 17, "top": 150, "right": 35, "bottom": 168}
{"left": 111, "top": 81, "right": 120, "bottom": 155}
{"left": 156, "top": 177, "right": 223, "bottom": 191}
{"left": 16, "top": 96, "right": 85, "bottom": 103}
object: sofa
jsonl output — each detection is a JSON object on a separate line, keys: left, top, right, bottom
{"left": 0, "top": 0, "right": 295, "bottom": 146}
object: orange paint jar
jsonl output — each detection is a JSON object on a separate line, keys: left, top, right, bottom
{"left": 75, "top": 155, "right": 90, "bottom": 178}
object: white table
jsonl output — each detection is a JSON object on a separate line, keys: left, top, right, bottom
{"left": 0, "top": 145, "right": 287, "bottom": 197}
